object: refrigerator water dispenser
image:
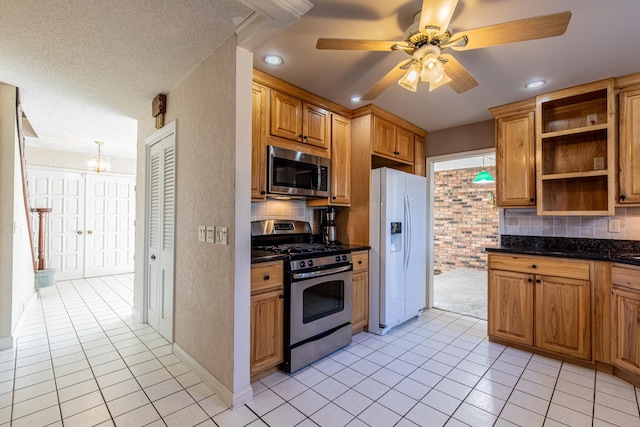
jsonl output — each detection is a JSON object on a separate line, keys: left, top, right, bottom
{"left": 390, "top": 222, "right": 402, "bottom": 252}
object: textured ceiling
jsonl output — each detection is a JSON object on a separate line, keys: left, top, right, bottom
{"left": 0, "top": 0, "right": 252, "bottom": 159}
{"left": 254, "top": 0, "right": 640, "bottom": 134}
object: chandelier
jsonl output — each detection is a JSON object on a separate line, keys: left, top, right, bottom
{"left": 88, "top": 141, "right": 111, "bottom": 173}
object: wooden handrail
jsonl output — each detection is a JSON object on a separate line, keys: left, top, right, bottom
{"left": 15, "top": 89, "right": 38, "bottom": 273}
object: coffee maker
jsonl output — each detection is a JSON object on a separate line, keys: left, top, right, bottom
{"left": 320, "top": 208, "right": 339, "bottom": 244}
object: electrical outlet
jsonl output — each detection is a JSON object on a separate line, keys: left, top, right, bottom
{"left": 206, "top": 226, "right": 215, "bottom": 243}
{"left": 198, "top": 225, "right": 206, "bottom": 242}
{"left": 608, "top": 218, "right": 621, "bottom": 233}
{"left": 593, "top": 157, "right": 605, "bottom": 170}
{"left": 215, "top": 226, "right": 228, "bottom": 245}
{"left": 587, "top": 113, "right": 598, "bottom": 126}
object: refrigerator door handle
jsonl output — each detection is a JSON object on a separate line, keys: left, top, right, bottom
{"left": 404, "top": 194, "right": 412, "bottom": 271}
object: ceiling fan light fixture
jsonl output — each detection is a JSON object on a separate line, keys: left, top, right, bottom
{"left": 429, "top": 72, "right": 451, "bottom": 91}
{"left": 398, "top": 62, "right": 421, "bottom": 92}
{"left": 420, "top": 57, "right": 445, "bottom": 83}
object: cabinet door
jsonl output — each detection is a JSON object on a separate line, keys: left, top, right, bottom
{"left": 251, "top": 83, "right": 267, "bottom": 200}
{"left": 303, "top": 103, "right": 330, "bottom": 149}
{"left": 414, "top": 135, "right": 426, "bottom": 177}
{"left": 612, "top": 287, "right": 640, "bottom": 375}
{"left": 619, "top": 88, "right": 640, "bottom": 204}
{"left": 372, "top": 116, "right": 396, "bottom": 157}
{"left": 352, "top": 271, "right": 369, "bottom": 332}
{"left": 330, "top": 114, "right": 351, "bottom": 205}
{"left": 395, "top": 127, "right": 414, "bottom": 163}
{"left": 488, "top": 269, "right": 534, "bottom": 346}
{"left": 270, "top": 89, "right": 303, "bottom": 142}
{"left": 250, "top": 288, "right": 284, "bottom": 375}
{"left": 535, "top": 274, "right": 591, "bottom": 360}
{"left": 496, "top": 111, "right": 535, "bottom": 207}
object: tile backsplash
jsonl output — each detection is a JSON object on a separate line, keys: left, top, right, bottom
{"left": 502, "top": 207, "right": 640, "bottom": 240}
{"left": 251, "top": 200, "right": 319, "bottom": 232}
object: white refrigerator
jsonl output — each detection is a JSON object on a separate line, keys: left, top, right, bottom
{"left": 369, "top": 167, "right": 427, "bottom": 335}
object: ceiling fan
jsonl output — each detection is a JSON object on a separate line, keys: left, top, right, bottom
{"left": 316, "top": 0, "right": 571, "bottom": 100}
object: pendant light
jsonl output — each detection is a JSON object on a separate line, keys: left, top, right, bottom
{"left": 88, "top": 141, "right": 111, "bottom": 173}
{"left": 473, "top": 156, "right": 494, "bottom": 184}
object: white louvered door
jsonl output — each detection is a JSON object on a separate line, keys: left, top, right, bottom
{"left": 146, "top": 130, "right": 175, "bottom": 342}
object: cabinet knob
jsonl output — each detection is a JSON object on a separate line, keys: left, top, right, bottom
{"left": 621, "top": 194, "right": 627, "bottom": 201}
{"left": 532, "top": 264, "right": 537, "bottom": 269}
{"left": 528, "top": 278, "right": 533, "bottom": 283}
{"left": 260, "top": 191, "right": 266, "bottom": 195}
{"left": 279, "top": 294, "right": 284, "bottom": 299}
{"left": 358, "top": 260, "right": 363, "bottom": 264}
{"left": 536, "top": 279, "right": 541, "bottom": 283}
{"left": 530, "top": 198, "right": 535, "bottom": 202}
{"left": 298, "top": 134, "right": 304, "bottom": 138}
{"left": 264, "top": 275, "right": 270, "bottom": 281}
{"left": 332, "top": 196, "right": 336, "bottom": 199}
{"left": 303, "top": 135, "right": 308, "bottom": 140}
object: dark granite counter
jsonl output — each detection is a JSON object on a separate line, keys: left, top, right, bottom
{"left": 486, "top": 235, "right": 640, "bottom": 267}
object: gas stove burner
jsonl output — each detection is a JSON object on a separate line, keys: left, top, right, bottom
{"left": 256, "top": 243, "right": 344, "bottom": 255}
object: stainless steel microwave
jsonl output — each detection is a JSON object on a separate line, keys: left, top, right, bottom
{"left": 267, "top": 145, "right": 330, "bottom": 198}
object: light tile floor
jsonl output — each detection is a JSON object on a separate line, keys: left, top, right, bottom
{"left": 2, "top": 275, "right": 640, "bottom": 426}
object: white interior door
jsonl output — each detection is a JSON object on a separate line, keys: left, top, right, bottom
{"left": 85, "top": 174, "right": 136, "bottom": 277}
{"left": 29, "top": 169, "right": 85, "bottom": 280}
{"left": 146, "top": 126, "right": 175, "bottom": 342}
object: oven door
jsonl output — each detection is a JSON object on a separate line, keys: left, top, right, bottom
{"left": 289, "top": 265, "right": 353, "bottom": 345}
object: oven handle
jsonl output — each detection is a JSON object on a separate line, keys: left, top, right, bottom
{"left": 292, "top": 264, "right": 352, "bottom": 280}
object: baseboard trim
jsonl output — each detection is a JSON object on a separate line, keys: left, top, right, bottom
{"left": 1, "top": 290, "right": 39, "bottom": 351}
{"left": 0, "top": 336, "right": 13, "bottom": 351}
{"left": 172, "top": 343, "right": 253, "bottom": 408}
{"left": 131, "top": 307, "right": 141, "bottom": 323}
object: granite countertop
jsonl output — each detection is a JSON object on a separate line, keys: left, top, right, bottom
{"left": 252, "top": 244, "right": 371, "bottom": 264}
{"left": 486, "top": 235, "right": 640, "bottom": 267}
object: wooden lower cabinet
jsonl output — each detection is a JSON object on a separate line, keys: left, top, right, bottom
{"left": 611, "top": 264, "right": 640, "bottom": 378}
{"left": 250, "top": 261, "right": 284, "bottom": 379}
{"left": 351, "top": 250, "right": 369, "bottom": 333}
{"left": 488, "top": 253, "right": 592, "bottom": 361}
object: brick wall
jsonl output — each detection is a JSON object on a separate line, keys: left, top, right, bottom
{"left": 433, "top": 166, "right": 498, "bottom": 274}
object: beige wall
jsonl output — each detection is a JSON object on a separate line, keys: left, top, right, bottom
{"left": 136, "top": 37, "right": 240, "bottom": 392}
{"left": 426, "top": 119, "right": 495, "bottom": 158}
{"left": 26, "top": 146, "right": 136, "bottom": 175}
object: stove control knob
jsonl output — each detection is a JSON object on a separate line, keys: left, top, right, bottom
{"left": 299, "top": 261, "right": 306, "bottom": 268}
{"left": 342, "top": 255, "right": 348, "bottom": 261}
{"left": 308, "top": 260, "right": 314, "bottom": 267}
{"left": 335, "top": 256, "right": 341, "bottom": 262}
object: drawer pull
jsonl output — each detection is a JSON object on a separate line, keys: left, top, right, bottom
{"left": 532, "top": 264, "right": 537, "bottom": 269}
{"left": 264, "top": 275, "right": 270, "bottom": 281}
{"left": 358, "top": 260, "right": 363, "bottom": 264}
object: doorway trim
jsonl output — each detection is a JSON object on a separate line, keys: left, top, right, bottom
{"left": 143, "top": 120, "right": 176, "bottom": 340}
{"left": 426, "top": 148, "right": 496, "bottom": 309}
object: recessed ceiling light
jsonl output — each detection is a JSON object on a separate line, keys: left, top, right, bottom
{"left": 525, "top": 80, "right": 546, "bottom": 89}
{"left": 350, "top": 96, "right": 361, "bottom": 103}
{"left": 264, "top": 54, "right": 282, "bottom": 65}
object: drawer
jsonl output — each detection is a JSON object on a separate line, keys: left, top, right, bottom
{"left": 352, "top": 251, "right": 368, "bottom": 272}
{"left": 488, "top": 253, "right": 590, "bottom": 280}
{"left": 612, "top": 263, "right": 640, "bottom": 292}
{"left": 251, "top": 261, "right": 284, "bottom": 294}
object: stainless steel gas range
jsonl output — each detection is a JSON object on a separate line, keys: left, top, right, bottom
{"left": 251, "top": 220, "right": 353, "bottom": 373}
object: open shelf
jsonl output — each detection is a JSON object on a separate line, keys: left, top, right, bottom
{"left": 541, "top": 88, "right": 608, "bottom": 133}
{"left": 541, "top": 129, "right": 608, "bottom": 175}
{"left": 540, "top": 175, "right": 609, "bottom": 214}
{"left": 541, "top": 170, "right": 609, "bottom": 181}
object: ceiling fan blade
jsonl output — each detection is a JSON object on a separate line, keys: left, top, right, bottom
{"left": 450, "top": 11, "right": 572, "bottom": 51}
{"left": 419, "top": 0, "right": 458, "bottom": 35}
{"left": 361, "top": 59, "right": 413, "bottom": 101}
{"left": 316, "top": 38, "right": 409, "bottom": 51}
{"left": 440, "top": 54, "right": 478, "bottom": 94}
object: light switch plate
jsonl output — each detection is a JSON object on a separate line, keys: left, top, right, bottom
{"left": 206, "top": 226, "right": 215, "bottom": 243}
{"left": 198, "top": 225, "right": 206, "bottom": 242}
{"left": 215, "top": 226, "right": 228, "bottom": 245}
{"left": 587, "top": 113, "right": 598, "bottom": 126}
{"left": 593, "top": 157, "right": 605, "bottom": 170}
{"left": 608, "top": 218, "right": 621, "bottom": 233}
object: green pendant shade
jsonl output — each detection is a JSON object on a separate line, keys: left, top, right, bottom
{"left": 473, "top": 169, "right": 495, "bottom": 184}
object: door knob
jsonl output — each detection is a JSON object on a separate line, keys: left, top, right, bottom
{"left": 87, "top": 230, "right": 93, "bottom": 235}
{"left": 77, "top": 231, "right": 83, "bottom": 235}
{"left": 151, "top": 254, "right": 156, "bottom": 260}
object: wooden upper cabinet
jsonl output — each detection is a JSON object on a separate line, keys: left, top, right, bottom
{"left": 270, "top": 88, "right": 329, "bottom": 150}
{"left": 536, "top": 79, "right": 616, "bottom": 216}
{"left": 251, "top": 83, "right": 268, "bottom": 200}
{"left": 414, "top": 135, "right": 426, "bottom": 177}
{"left": 395, "top": 127, "right": 414, "bottom": 163}
{"left": 619, "top": 87, "right": 640, "bottom": 204}
{"left": 372, "top": 116, "right": 396, "bottom": 157}
{"left": 329, "top": 114, "right": 351, "bottom": 205}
